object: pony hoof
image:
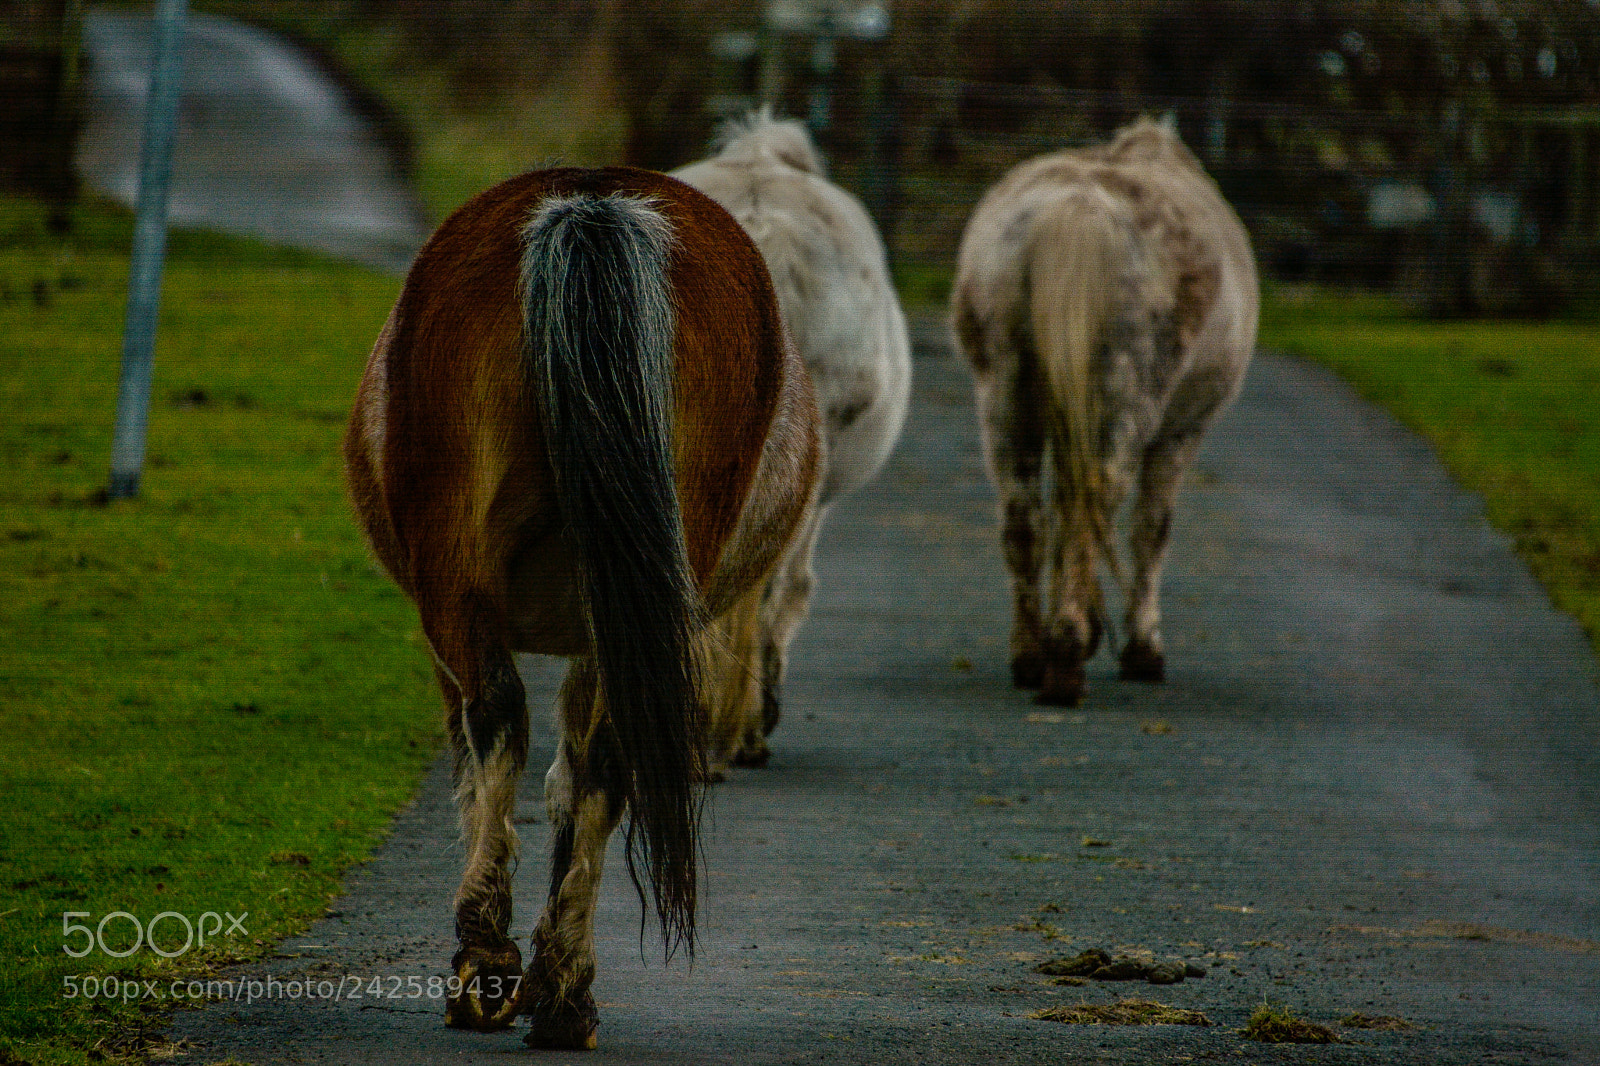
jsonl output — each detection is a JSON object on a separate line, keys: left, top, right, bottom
{"left": 1119, "top": 642, "right": 1165, "bottom": 683}
{"left": 732, "top": 736, "right": 771, "bottom": 768}
{"left": 445, "top": 942, "right": 524, "bottom": 1031}
{"left": 1035, "top": 662, "right": 1085, "bottom": 707}
{"left": 523, "top": 988, "right": 599, "bottom": 1050}
{"left": 1011, "top": 653, "right": 1045, "bottom": 690}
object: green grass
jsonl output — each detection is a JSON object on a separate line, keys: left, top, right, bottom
{"left": 891, "top": 261, "right": 955, "bottom": 317}
{"left": 1261, "top": 284, "right": 1600, "bottom": 652}
{"left": 0, "top": 196, "right": 441, "bottom": 1064}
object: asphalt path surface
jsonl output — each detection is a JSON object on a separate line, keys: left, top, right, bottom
{"left": 79, "top": 12, "right": 1599, "bottom": 1062}
{"left": 77, "top": 9, "right": 426, "bottom": 273}
{"left": 172, "top": 328, "right": 1600, "bottom": 1064}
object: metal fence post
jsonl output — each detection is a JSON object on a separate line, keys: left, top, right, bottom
{"left": 107, "top": 0, "right": 188, "bottom": 500}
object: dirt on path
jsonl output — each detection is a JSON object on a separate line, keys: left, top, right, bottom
{"left": 171, "top": 326, "right": 1600, "bottom": 1064}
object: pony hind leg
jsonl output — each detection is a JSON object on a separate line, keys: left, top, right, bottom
{"left": 972, "top": 358, "right": 1050, "bottom": 690}
{"left": 747, "top": 501, "right": 826, "bottom": 764}
{"left": 524, "top": 658, "right": 624, "bottom": 1050}
{"left": 432, "top": 618, "right": 530, "bottom": 1032}
{"left": 1121, "top": 432, "right": 1203, "bottom": 682}
{"left": 701, "top": 588, "right": 766, "bottom": 778}
{"left": 1036, "top": 474, "right": 1107, "bottom": 706}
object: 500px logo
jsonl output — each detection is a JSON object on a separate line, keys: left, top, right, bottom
{"left": 62, "top": 910, "right": 249, "bottom": 959}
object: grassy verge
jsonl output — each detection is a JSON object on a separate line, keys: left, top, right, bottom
{"left": 0, "top": 195, "right": 441, "bottom": 1064}
{"left": 1261, "top": 284, "right": 1600, "bottom": 651}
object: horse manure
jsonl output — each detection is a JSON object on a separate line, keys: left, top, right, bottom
{"left": 1091, "top": 957, "right": 1152, "bottom": 981}
{"left": 1145, "top": 961, "right": 1186, "bottom": 984}
{"left": 1035, "top": 948, "right": 1111, "bottom": 977}
{"left": 1037, "top": 948, "right": 1204, "bottom": 986}
{"left": 1030, "top": 998, "right": 1212, "bottom": 1027}
{"left": 270, "top": 851, "right": 312, "bottom": 867}
{"left": 1341, "top": 1012, "right": 1414, "bottom": 1031}
{"left": 1242, "top": 1001, "right": 1339, "bottom": 1044}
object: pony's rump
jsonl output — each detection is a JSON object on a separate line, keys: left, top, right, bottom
{"left": 370, "top": 168, "right": 791, "bottom": 599}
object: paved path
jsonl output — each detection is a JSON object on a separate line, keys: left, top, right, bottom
{"left": 173, "top": 326, "right": 1600, "bottom": 1064}
{"left": 77, "top": 9, "right": 426, "bottom": 273}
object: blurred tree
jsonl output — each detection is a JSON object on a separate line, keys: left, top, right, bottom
{"left": 603, "top": 0, "right": 761, "bottom": 170}
{"left": 0, "top": 0, "right": 84, "bottom": 229}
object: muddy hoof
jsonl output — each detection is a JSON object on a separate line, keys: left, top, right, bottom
{"left": 1119, "top": 641, "right": 1165, "bottom": 683}
{"left": 523, "top": 988, "right": 598, "bottom": 1050}
{"left": 445, "top": 941, "right": 524, "bottom": 1031}
{"left": 733, "top": 736, "right": 771, "bottom": 768}
{"left": 1011, "top": 652, "right": 1045, "bottom": 690}
{"left": 1035, "top": 661, "right": 1085, "bottom": 706}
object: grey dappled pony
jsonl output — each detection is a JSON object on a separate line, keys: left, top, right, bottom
{"left": 952, "top": 116, "right": 1258, "bottom": 705}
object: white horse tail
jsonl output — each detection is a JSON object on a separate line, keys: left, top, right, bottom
{"left": 1029, "top": 188, "right": 1128, "bottom": 597}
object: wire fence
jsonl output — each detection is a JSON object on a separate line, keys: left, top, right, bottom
{"left": 788, "top": 67, "right": 1600, "bottom": 313}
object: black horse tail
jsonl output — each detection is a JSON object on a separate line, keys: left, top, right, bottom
{"left": 519, "top": 192, "right": 703, "bottom": 956}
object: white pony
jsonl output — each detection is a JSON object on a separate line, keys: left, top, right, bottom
{"left": 674, "top": 110, "right": 912, "bottom": 768}
{"left": 951, "top": 116, "right": 1258, "bottom": 706}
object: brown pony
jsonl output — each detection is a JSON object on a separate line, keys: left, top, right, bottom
{"left": 344, "top": 167, "right": 819, "bottom": 1048}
